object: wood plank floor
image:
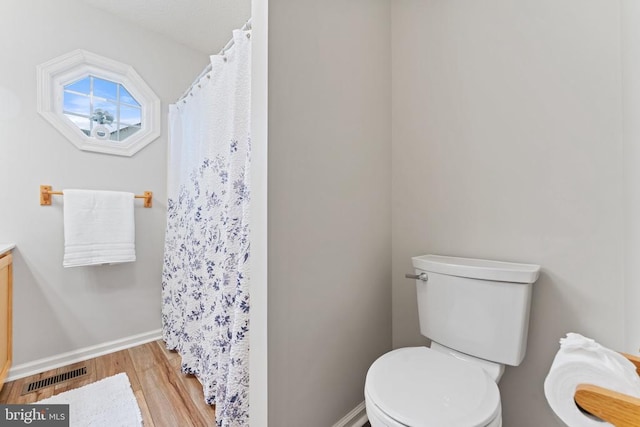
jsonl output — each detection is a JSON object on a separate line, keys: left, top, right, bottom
{"left": 0, "top": 340, "right": 215, "bottom": 427}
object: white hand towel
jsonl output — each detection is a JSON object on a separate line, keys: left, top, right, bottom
{"left": 63, "top": 189, "right": 136, "bottom": 267}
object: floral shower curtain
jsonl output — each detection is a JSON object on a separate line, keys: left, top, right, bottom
{"left": 162, "top": 29, "right": 251, "bottom": 427}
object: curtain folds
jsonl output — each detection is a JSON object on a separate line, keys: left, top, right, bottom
{"left": 162, "top": 29, "right": 251, "bottom": 427}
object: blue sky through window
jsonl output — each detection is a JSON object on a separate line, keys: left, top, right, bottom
{"left": 63, "top": 76, "right": 142, "bottom": 141}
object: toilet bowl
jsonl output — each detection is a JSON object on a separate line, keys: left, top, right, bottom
{"left": 364, "top": 255, "right": 540, "bottom": 427}
{"left": 365, "top": 347, "right": 502, "bottom": 427}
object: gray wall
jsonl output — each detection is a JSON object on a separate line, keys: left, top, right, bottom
{"left": 622, "top": 0, "right": 640, "bottom": 354}
{"left": 391, "top": 1, "right": 624, "bottom": 426}
{"left": 0, "top": 0, "right": 206, "bottom": 365}
{"left": 267, "top": 0, "right": 392, "bottom": 425}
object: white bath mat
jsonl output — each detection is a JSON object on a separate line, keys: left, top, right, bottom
{"left": 37, "top": 372, "right": 143, "bottom": 427}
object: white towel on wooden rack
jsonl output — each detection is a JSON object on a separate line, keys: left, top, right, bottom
{"left": 63, "top": 189, "right": 136, "bottom": 267}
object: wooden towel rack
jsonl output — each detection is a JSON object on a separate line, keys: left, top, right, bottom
{"left": 40, "top": 185, "right": 153, "bottom": 208}
{"left": 574, "top": 353, "right": 640, "bottom": 427}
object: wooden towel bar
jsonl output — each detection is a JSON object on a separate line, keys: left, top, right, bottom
{"left": 574, "top": 353, "right": 640, "bottom": 427}
{"left": 40, "top": 185, "right": 152, "bottom": 208}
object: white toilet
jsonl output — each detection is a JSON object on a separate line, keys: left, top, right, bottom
{"left": 365, "top": 254, "right": 541, "bottom": 427}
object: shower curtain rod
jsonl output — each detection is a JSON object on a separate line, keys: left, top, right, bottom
{"left": 177, "top": 19, "right": 252, "bottom": 104}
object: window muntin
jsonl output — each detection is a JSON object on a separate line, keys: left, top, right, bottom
{"left": 63, "top": 76, "right": 141, "bottom": 142}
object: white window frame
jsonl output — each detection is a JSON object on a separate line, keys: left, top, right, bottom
{"left": 37, "top": 49, "right": 160, "bottom": 157}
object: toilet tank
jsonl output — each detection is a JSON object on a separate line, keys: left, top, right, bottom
{"left": 412, "top": 255, "right": 540, "bottom": 366}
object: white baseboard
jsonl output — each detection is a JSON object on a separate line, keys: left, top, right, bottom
{"left": 7, "top": 329, "right": 162, "bottom": 381}
{"left": 333, "top": 401, "right": 368, "bottom": 427}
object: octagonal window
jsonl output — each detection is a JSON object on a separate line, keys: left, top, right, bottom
{"left": 37, "top": 50, "right": 160, "bottom": 156}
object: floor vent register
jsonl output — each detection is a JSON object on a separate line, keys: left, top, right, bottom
{"left": 21, "top": 366, "right": 88, "bottom": 395}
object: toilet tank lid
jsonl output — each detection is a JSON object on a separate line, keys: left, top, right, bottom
{"left": 412, "top": 254, "right": 541, "bottom": 284}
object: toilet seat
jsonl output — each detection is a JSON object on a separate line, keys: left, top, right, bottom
{"left": 365, "top": 347, "right": 501, "bottom": 427}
